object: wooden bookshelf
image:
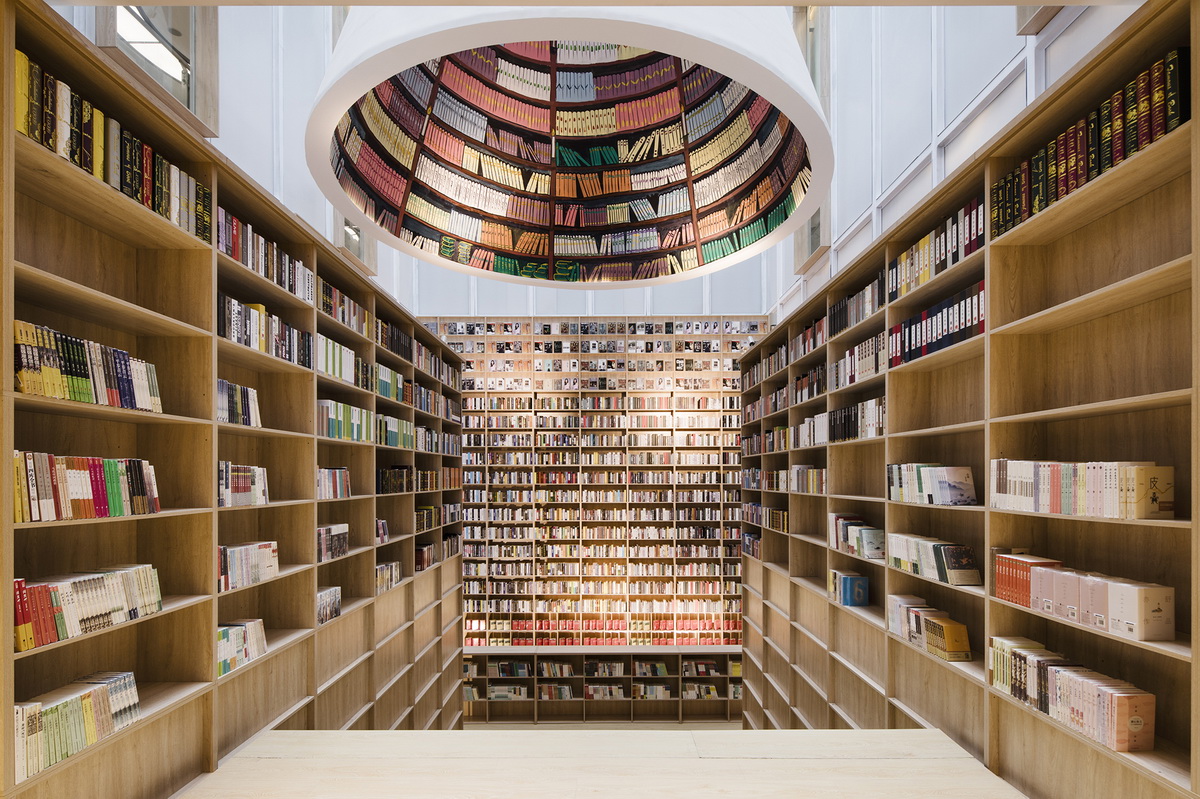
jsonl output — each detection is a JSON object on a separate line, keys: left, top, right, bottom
{"left": 424, "top": 315, "right": 762, "bottom": 658}
{"left": 462, "top": 649, "right": 742, "bottom": 723}
{"left": 739, "top": 2, "right": 1199, "bottom": 798}
{"left": 2, "top": 1, "right": 463, "bottom": 796}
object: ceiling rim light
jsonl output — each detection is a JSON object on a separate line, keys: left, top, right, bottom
{"left": 306, "top": 5, "right": 834, "bottom": 289}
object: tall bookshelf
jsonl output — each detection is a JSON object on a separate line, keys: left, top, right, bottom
{"left": 1, "top": 1, "right": 463, "bottom": 796}
{"left": 739, "top": 1, "right": 1199, "bottom": 798}
{"left": 424, "top": 314, "right": 761, "bottom": 721}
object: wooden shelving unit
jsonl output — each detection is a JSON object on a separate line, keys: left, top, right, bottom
{"left": 739, "top": 2, "right": 1199, "bottom": 798}
{"left": 1, "top": 1, "right": 464, "bottom": 796}
{"left": 462, "top": 649, "right": 742, "bottom": 723}
{"left": 424, "top": 315, "right": 763, "bottom": 663}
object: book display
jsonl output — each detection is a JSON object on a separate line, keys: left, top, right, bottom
{"left": 2, "top": 2, "right": 465, "bottom": 796}
{"left": 739, "top": 3, "right": 1197, "bottom": 798}
{"left": 462, "top": 651, "right": 741, "bottom": 722}
{"left": 320, "top": 40, "right": 816, "bottom": 285}
{"left": 428, "top": 315, "right": 759, "bottom": 722}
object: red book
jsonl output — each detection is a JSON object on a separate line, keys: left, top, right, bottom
{"left": 34, "top": 584, "right": 56, "bottom": 646}
{"left": 46, "top": 453, "right": 63, "bottom": 521}
{"left": 1136, "top": 69, "right": 1152, "bottom": 149}
{"left": 1074, "top": 119, "right": 1088, "bottom": 189}
{"left": 89, "top": 457, "right": 109, "bottom": 517}
{"left": 13, "top": 579, "right": 30, "bottom": 651}
{"left": 1055, "top": 131, "right": 1069, "bottom": 197}
{"left": 1150, "top": 58, "right": 1167, "bottom": 141}
{"left": 141, "top": 143, "right": 153, "bottom": 209}
{"left": 1110, "top": 90, "right": 1126, "bottom": 164}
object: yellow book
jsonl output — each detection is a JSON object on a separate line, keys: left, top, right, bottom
{"left": 1132, "top": 466, "right": 1174, "bottom": 520}
{"left": 246, "top": 303, "right": 268, "bottom": 351}
{"left": 15, "top": 49, "right": 30, "bottom": 136}
{"left": 14, "top": 451, "right": 29, "bottom": 524}
{"left": 92, "top": 106, "right": 105, "bottom": 181}
{"left": 80, "top": 691, "right": 98, "bottom": 746}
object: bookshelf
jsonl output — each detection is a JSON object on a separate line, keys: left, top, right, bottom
{"left": 321, "top": 42, "right": 815, "bottom": 285}
{"left": 462, "top": 649, "right": 742, "bottom": 722}
{"left": 739, "top": 2, "right": 1199, "bottom": 798}
{"left": 2, "top": 0, "right": 463, "bottom": 796}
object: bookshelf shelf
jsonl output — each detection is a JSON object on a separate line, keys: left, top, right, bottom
{"left": 4, "top": 3, "right": 465, "bottom": 792}
{"left": 740, "top": 5, "right": 1195, "bottom": 798}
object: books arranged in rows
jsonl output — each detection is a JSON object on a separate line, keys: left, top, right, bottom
{"left": 537, "top": 684, "right": 574, "bottom": 700}
{"left": 632, "top": 683, "right": 672, "bottom": 699}
{"left": 691, "top": 118, "right": 789, "bottom": 209}
{"left": 316, "top": 585, "right": 342, "bottom": 625}
{"left": 373, "top": 319, "right": 414, "bottom": 364}
{"left": 218, "top": 541, "right": 279, "bottom": 593}
{"left": 217, "top": 462, "right": 270, "bottom": 507}
{"left": 376, "top": 562, "right": 403, "bottom": 595}
{"left": 829, "top": 569, "right": 870, "bottom": 607}
{"left": 828, "top": 513, "right": 884, "bottom": 560}
{"left": 13, "top": 565, "right": 163, "bottom": 652}
{"left": 741, "top": 504, "right": 786, "bottom": 532}
{"left": 889, "top": 534, "right": 982, "bottom": 586}
{"left": 13, "top": 451, "right": 161, "bottom": 523}
{"left": 690, "top": 104, "right": 771, "bottom": 176}
{"left": 556, "top": 56, "right": 677, "bottom": 103}
{"left": 740, "top": 532, "right": 759, "bottom": 560}
{"left": 887, "top": 596, "right": 973, "bottom": 661}
{"left": 488, "top": 684, "right": 529, "bottom": 700}
{"left": 743, "top": 341, "right": 788, "bottom": 387}
{"left": 215, "top": 207, "right": 315, "bottom": 302}
{"left": 828, "top": 397, "right": 886, "bottom": 443}
{"left": 218, "top": 293, "right": 313, "bottom": 367}
{"left": 682, "top": 660, "right": 721, "bottom": 677}
{"left": 991, "top": 48, "right": 1190, "bottom": 237}
{"left": 217, "top": 379, "right": 262, "bottom": 427}
{"left": 14, "top": 50, "right": 211, "bottom": 241}
{"left": 318, "top": 399, "right": 374, "bottom": 443}
{"left": 888, "top": 194, "right": 985, "bottom": 301}
{"left": 317, "top": 334, "right": 370, "bottom": 389}
{"left": 13, "top": 321, "right": 162, "bottom": 413}
{"left": 887, "top": 464, "right": 978, "bottom": 506}
{"left": 378, "top": 415, "right": 416, "bottom": 449}
{"left": 830, "top": 330, "right": 886, "bottom": 390}
{"left": 440, "top": 61, "right": 552, "bottom": 132}
{"left": 487, "top": 660, "right": 531, "bottom": 677}
{"left": 415, "top": 542, "right": 438, "bottom": 572}
{"left": 536, "top": 661, "right": 576, "bottom": 677}
{"left": 317, "top": 467, "right": 352, "bottom": 500}
{"left": 634, "top": 661, "right": 670, "bottom": 677}
{"left": 457, "top": 45, "right": 554, "bottom": 100}
{"left": 13, "top": 671, "right": 140, "bottom": 783}
{"left": 316, "top": 523, "right": 351, "bottom": 562}
{"left": 376, "top": 519, "right": 390, "bottom": 545}
{"left": 584, "top": 684, "right": 625, "bottom": 699}
{"left": 682, "top": 682, "right": 722, "bottom": 700}
{"left": 216, "top": 618, "right": 268, "bottom": 676}
{"left": 554, "top": 123, "right": 685, "bottom": 166}
{"left": 414, "top": 155, "right": 551, "bottom": 220}
{"left": 992, "top": 551, "right": 1175, "bottom": 642}
{"left": 988, "top": 460, "right": 1174, "bottom": 520}
{"left": 555, "top": 87, "right": 683, "bottom": 137}
{"left": 685, "top": 80, "right": 750, "bottom": 142}
{"left": 554, "top": 41, "right": 650, "bottom": 65}
{"left": 554, "top": 190, "right": 690, "bottom": 228}
{"left": 830, "top": 270, "right": 885, "bottom": 336}
{"left": 990, "top": 636, "right": 1154, "bottom": 751}
{"left": 889, "top": 280, "right": 985, "bottom": 366}
{"left": 424, "top": 122, "right": 550, "bottom": 194}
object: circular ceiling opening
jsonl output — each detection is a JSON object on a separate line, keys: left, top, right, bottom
{"left": 308, "top": 9, "right": 832, "bottom": 289}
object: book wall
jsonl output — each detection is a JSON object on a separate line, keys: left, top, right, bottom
{"left": 3, "top": 4, "right": 465, "bottom": 794}
{"left": 740, "top": 3, "right": 1196, "bottom": 797}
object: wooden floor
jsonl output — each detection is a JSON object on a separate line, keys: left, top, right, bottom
{"left": 176, "top": 729, "right": 1028, "bottom": 798}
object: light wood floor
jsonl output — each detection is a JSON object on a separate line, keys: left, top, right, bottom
{"left": 176, "top": 729, "right": 1028, "bottom": 798}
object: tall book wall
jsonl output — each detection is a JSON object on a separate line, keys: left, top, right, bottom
{"left": 425, "top": 314, "right": 762, "bottom": 722}
{"left": 739, "top": 3, "right": 1196, "bottom": 798}
{"left": 2, "top": 1, "right": 464, "bottom": 796}
{"left": 332, "top": 42, "right": 813, "bottom": 283}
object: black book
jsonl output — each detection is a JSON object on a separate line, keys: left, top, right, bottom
{"left": 1098, "top": 99, "right": 1113, "bottom": 173}
{"left": 1030, "top": 149, "right": 1046, "bottom": 214}
{"left": 120, "top": 130, "right": 136, "bottom": 198}
{"left": 1086, "top": 110, "right": 1099, "bottom": 180}
{"left": 81, "top": 100, "right": 94, "bottom": 175}
{"left": 130, "top": 134, "right": 144, "bottom": 204}
{"left": 1123, "top": 79, "right": 1139, "bottom": 156}
{"left": 1045, "top": 138, "right": 1058, "bottom": 204}
{"left": 41, "top": 71, "right": 56, "bottom": 151}
{"left": 69, "top": 90, "right": 82, "bottom": 167}
{"left": 1166, "top": 47, "right": 1191, "bottom": 133}
{"left": 27, "top": 60, "right": 43, "bottom": 143}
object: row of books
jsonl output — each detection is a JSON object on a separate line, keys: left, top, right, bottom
{"left": 992, "top": 551, "right": 1174, "bottom": 642}
{"left": 889, "top": 534, "right": 982, "bottom": 586}
{"left": 463, "top": 373, "right": 737, "bottom": 391}
{"left": 317, "top": 585, "right": 342, "bottom": 625}
{"left": 424, "top": 122, "right": 550, "bottom": 195}
{"left": 217, "top": 379, "right": 262, "bottom": 427}
{"left": 685, "top": 80, "right": 750, "bottom": 142}
{"left": 318, "top": 277, "right": 371, "bottom": 337}
{"left": 13, "top": 565, "right": 163, "bottom": 652}
{"left": 828, "top": 513, "right": 883, "bottom": 560}
{"left": 317, "top": 467, "right": 352, "bottom": 500}
{"left": 15, "top": 50, "right": 211, "bottom": 242}
{"left": 990, "top": 636, "right": 1154, "bottom": 751}
{"left": 441, "top": 62, "right": 552, "bottom": 132}
{"left": 376, "top": 561, "right": 403, "bottom": 595}
{"left": 988, "top": 460, "right": 1174, "bottom": 520}
{"left": 218, "top": 293, "right": 313, "bottom": 368}
{"left": 558, "top": 124, "right": 686, "bottom": 167}
{"left": 451, "top": 48, "right": 551, "bottom": 102}
{"left": 828, "top": 397, "right": 887, "bottom": 443}
{"left": 336, "top": 119, "right": 408, "bottom": 209}
{"left": 378, "top": 415, "right": 416, "bottom": 449}
{"left": 555, "top": 87, "right": 683, "bottom": 137}
{"left": 14, "top": 451, "right": 161, "bottom": 524}
{"left": 691, "top": 119, "right": 784, "bottom": 208}
{"left": 217, "top": 462, "right": 270, "bottom": 507}
{"left": 829, "top": 330, "right": 886, "bottom": 390}
{"left": 562, "top": 57, "right": 678, "bottom": 103}
{"left": 318, "top": 399, "right": 374, "bottom": 443}
{"left": 886, "top": 464, "right": 978, "bottom": 506}
{"left": 316, "top": 523, "right": 351, "bottom": 562}
{"left": 215, "top": 207, "right": 315, "bottom": 302}
{"left": 13, "top": 672, "right": 141, "bottom": 783}
{"left": 887, "top": 596, "right": 972, "bottom": 662}
{"left": 216, "top": 618, "right": 268, "bottom": 676}
{"left": 829, "top": 569, "right": 869, "bottom": 607}
{"left": 830, "top": 270, "right": 886, "bottom": 337}
{"left": 446, "top": 318, "right": 761, "bottom": 337}
{"left": 218, "top": 541, "right": 279, "bottom": 593}
{"left": 554, "top": 189, "right": 690, "bottom": 228}
{"left": 887, "top": 194, "right": 986, "bottom": 301}
{"left": 466, "top": 599, "right": 740, "bottom": 614}
{"left": 681, "top": 65, "right": 723, "bottom": 107}
{"left": 991, "top": 48, "right": 1189, "bottom": 238}
{"left": 13, "top": 321, "right": 162, "bottom": 413}
{"left": 888, "top": 280, "right": 985, "bottom": 366}
{"left": 554, "top": 41, "right": 651, "bottom": 65}
{"left": 316, "top": 334, "right": 370, "bottom": 389}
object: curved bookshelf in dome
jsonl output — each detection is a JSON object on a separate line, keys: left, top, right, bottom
{"left": 309, "top": 10, "right": 832, "bottom": 288}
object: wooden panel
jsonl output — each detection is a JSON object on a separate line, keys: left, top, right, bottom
{"left": 313, "top": 658, "right": 372, "bottom": 730}
{"left": 315, "top": 603, "right": 371, "bottom": 688}
{"left": 216, "top": 640, "right": 311, "bottom": 759}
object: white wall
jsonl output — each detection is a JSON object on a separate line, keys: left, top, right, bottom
{"left": 778, "top": 3, "right": 1141, "bottom": 322}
